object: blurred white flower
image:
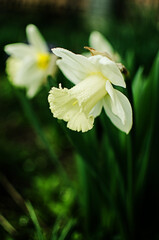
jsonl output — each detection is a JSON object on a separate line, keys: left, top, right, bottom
{"left": 4, "top": 24, "right": 57, "bottom": 98}
{"left": 89, "top": 31, "right": 120, "bottom": 62}
{"left": 48, "top": 48, "right": 132, "bottom": 133}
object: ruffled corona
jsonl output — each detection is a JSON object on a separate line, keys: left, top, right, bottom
{"left": 49, "top": 74, "right": 107, "bottom": 132}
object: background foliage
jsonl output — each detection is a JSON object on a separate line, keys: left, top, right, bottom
{"left": 0, "top": 2, "right": 159, "bottom": 240}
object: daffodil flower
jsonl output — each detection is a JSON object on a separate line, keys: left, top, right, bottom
{"left": 48, "top": 48, "right": 132, "bottom": 133}
{"left": 4, "top": 24, "right": 57, "bottom": 98}
{"left": 89, "top": 31, "right": 120, "bottom": 62}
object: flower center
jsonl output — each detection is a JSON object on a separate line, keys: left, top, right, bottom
{"left": 37, "top": 53, "right": 50, "bottom": 69}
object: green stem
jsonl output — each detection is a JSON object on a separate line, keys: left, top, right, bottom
{"left": 15, "top": 89, "right": 68, "bottom": 181}
{"left": 127, "top": 135, "right": 133, "bottom": 236}
{"left": 126, "top": 75, "right": 135, "bottom": 239}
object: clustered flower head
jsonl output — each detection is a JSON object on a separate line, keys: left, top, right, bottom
{"left": 4, "top": 24, "right": 57, "bottom": 98}
{"left": 48, "top": 47, "right": 133, "bottom": 134}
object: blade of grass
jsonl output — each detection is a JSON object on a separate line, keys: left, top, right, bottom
{"left": 26, "top": 202, "right": 45, "bottom": 240}
{"left": 58, "top": 219, "right": 76, "bottom": 240}
{"left": 0, "top": 214, "right": 16, "bottom": 236}
{"left": 51, "top": 218, "right": 60, "bottom": 240}
{"left": 0, "top": 172, "right": 28, "bottom": 214}
{"left": 51, "top": 218, "right": 76, "bottom": 240}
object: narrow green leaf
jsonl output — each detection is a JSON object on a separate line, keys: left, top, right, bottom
{"left": 51, "top": 218, "right": 61, "bottom": 240}
{"left": 58, "top": 219, "right": 76, "bottom": 240}
{"left": 26, "top": 202, "right": 45, "bottom": 240}
{"left": 135, "top": 52, "right": 159, "bottom": 193}
{"left": 132, "top": 66, "right": 144, "bottom": 110}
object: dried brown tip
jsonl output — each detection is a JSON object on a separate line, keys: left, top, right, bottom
{"left": 117, "top": 63, "right": 129, "bottom": 76}
{"left": 84, "top": 46, "right": 113, "bottom": 60}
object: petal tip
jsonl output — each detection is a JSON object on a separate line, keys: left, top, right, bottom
{"left": 26, "top": 24, "right": 36, "bottom": 34}
{"left": 51, "top": 48, "right": 56, "bottom": 54}
{"left": 4, "top": 45, "right": 9, "bottom": 53}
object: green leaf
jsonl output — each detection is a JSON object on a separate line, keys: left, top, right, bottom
{"left": 58, "top": 219, "right": 76, "bottom": 240}
{"left": 51, "top": 218, "right": 60, "bottom": 240}
{"left": 132, "top": 66, "right": 144, "bottom": 111}
{"left": 26, "top": 202, "right": 45, "bottom": 240}
{"left": 132, "top": 52, "right": 159, "bottom": 139}
{"left": 51, "top": 218, "right": 76, "bottom": 240}
{"left": 134, "top": 52, "right": 159, "bottom": 192}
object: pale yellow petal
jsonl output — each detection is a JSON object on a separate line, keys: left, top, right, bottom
{"left": 104, "top": 82, "right": 132, "bottom": 134}
{"left": 48, "top": 87, "right": 94, "bottom": 132}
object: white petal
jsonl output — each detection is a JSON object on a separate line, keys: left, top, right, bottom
{"left": 26, "top": 24, "right": 48, "bottom": 53}
{"left": 104, "top": 81, "right": 132, "bottom": 134}
{"left": 16, "top": 57, "right": 45, "bottom": 87}
{"left": 26, "top": 79, "right": 43, "bottom": 98}
{"left": 89, "top": 31, "right": 114, "bottom": 56}
{"left": 4, "top": 43, "right": 35, "bottom": 58}
{"left": 52, "top": 48, "right": 95, "bottom": 79}
{"left": 88, "top": 55, "right": 102, "bottom": 71}
{"left": 46, "top": 54, "right": 58, "bottom": 77}
{"left": 56, "top": 59, "right": 86, "bottom": 84}
{"left": 89, "top": 99, "right": 103, "bottom": 117}
{"left": 99, "top": 57, "right": 126, "bottom": 88}
{"left": 105, "top": 81, "right": 125, "bottom": 124}
{"left": 6, "top": 56, "right": 45, "bottom": 98}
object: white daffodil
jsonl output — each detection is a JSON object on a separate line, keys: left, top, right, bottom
{"left": 48, "top": 48, "right": 132, "bottom": 133}
{"left": 89, "top": 31, "right": 120, "bottom": 62}
{"left": 4, "top": 24, "right": 57, "bottom": 98}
